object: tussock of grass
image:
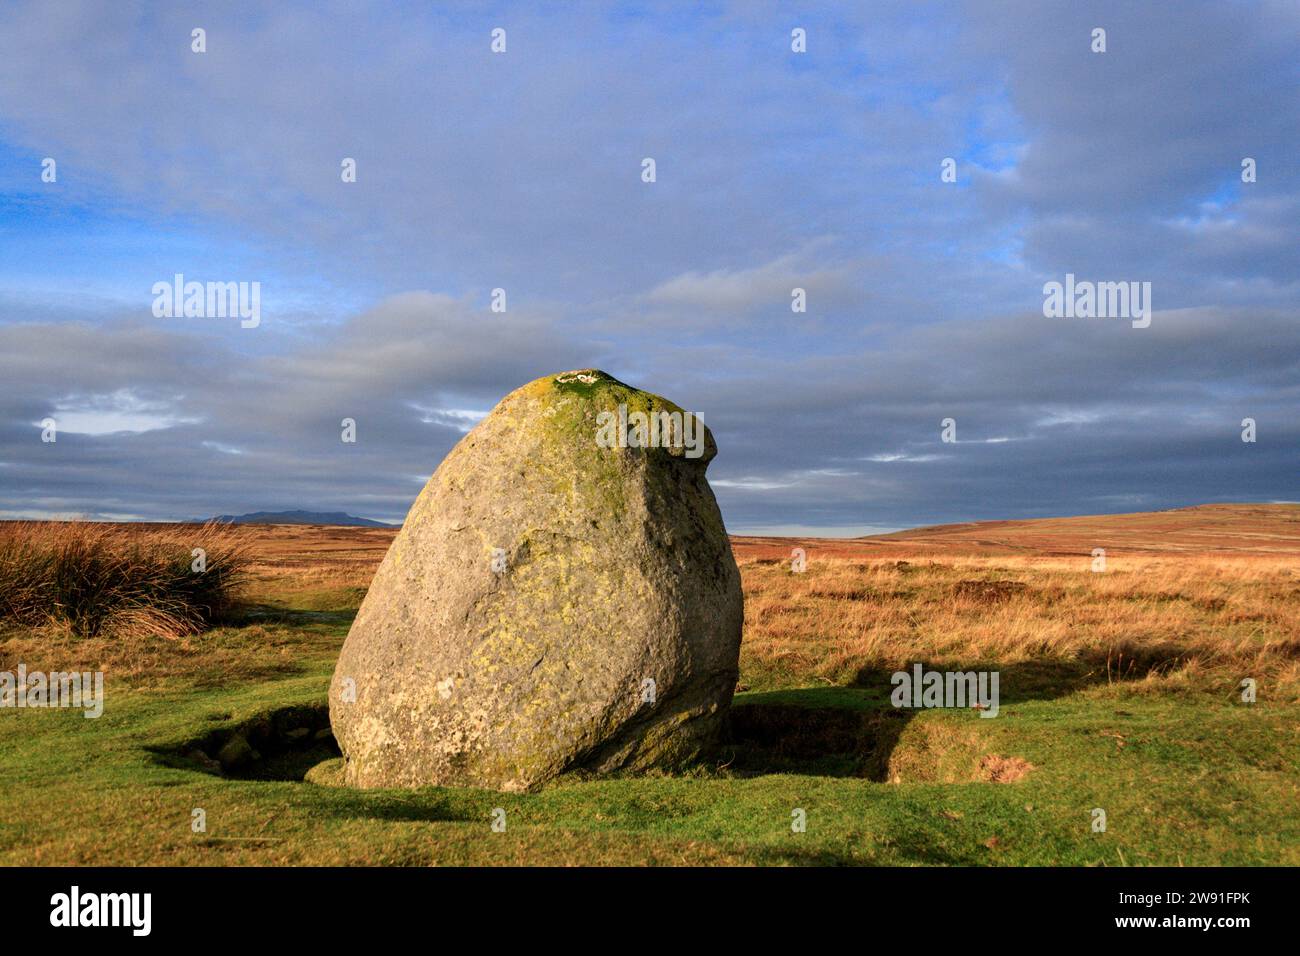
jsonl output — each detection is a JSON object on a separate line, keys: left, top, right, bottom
{"left": 0, "top": 521, "right": 248, "bottom": 640}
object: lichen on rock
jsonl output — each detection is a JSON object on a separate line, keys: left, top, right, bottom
{"left": 328, "top": 370, "right": 743, "bottom": 791}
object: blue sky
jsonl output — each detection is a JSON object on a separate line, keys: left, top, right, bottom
{"left": 0, "top": 0, "right": 1296, "bottom": 533}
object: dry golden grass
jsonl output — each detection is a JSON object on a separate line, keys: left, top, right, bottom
{"left": 733, "top": 504, "right": 1300, "bottom": 699}
{"left": 0, "top": 520, "right": 249, "bottom": 641}
{"left": 0, "top": 521, "right": 381, "bottom": 686}
{"left": 4, "top": 503, "right": 1296, "bottom": 699}
{"left": 735, "top": 551, "right": 1300, "bottom": 696}
{"left": 230, "top": 523, "right": 394, "bottom": 587}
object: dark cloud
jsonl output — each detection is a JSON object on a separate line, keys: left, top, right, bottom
{"left": 1, "top": 297, "right": 1293, "bottom": 528}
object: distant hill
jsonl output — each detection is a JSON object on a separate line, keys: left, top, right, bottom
{"left": 856, "top": 503, "right": 1300, "bottom": 556}
{"left": 729, "top": 503, "right": 1300, "bottom": 561}
{"left": 209, "top": 510, "right": 395, "bottom": 528}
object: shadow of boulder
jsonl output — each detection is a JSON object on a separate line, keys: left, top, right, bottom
{"left": 723, "top": 687, "right": 913, "bottom": 780}
{"left": 149, "top": 702, "right": 339, "bottom": 781}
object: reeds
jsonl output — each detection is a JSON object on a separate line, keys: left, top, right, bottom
{"left": 0, "top": 521, "right": 248, "bottom": 639}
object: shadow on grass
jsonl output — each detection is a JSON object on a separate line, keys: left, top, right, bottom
{"left": 726, "top": 686, "right": 912, "bottom": 781}
{"left": 148, "top": 702, "right": 337, "bottom": 782}
{"left": 728, "top": 656, "right": 1137, "bottom": 780}
{"left": 743, "top": 838, "right": 975, "bottom": 866}
{"left": 153, "top": 658, "right": 1120, "bottom": 791}
{"left": 228, "top": 602, "right": 357, "bottom": 630}
{"left": 318, "top": 792, "right": 473, "bottom": 824}
{"left": 852, "top": 651, "right": 1199, "bottom": 706}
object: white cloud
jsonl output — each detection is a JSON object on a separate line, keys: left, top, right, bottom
{"left": 45, "top": 390, "right": 198, "bottom": 435}
{"left": 863, "top": 452, "right": 943, "bottom": 463}
{"left": 643, "top": 250, "right": 853, "bottom": 316}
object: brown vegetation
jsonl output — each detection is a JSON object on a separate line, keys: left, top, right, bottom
{"left": 733, "top": 504, "right": 1300, "bottom": 698}
{"left": 0, "top": 521, "right": 248, "bottom": 640}
{"left": 3, "top": 503, "right": 1296, "bottom": 699}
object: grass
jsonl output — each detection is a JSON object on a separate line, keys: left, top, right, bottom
{"left": 1, "top": 505, "right": 1298, "bottom": 865}
{"left": 0, "top": 522, "right": 248, "bottom": 640}
{"left": 736, "top": 552, "right": 1300, "bottom": 698}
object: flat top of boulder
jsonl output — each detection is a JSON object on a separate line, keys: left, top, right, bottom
{"left": 515, "top": 367, "right": 714, "bottom": 458}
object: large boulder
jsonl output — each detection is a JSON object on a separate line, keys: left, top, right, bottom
{"left": 329, "top": 370, "right": 743, "bottom": 791}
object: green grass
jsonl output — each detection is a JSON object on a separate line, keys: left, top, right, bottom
{"left": 1, "top": 594, "right": 1297, "bottom": 866}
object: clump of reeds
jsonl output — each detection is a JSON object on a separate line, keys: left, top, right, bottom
{"left": 0, "top": 521, "right": 248, "bottom": 639}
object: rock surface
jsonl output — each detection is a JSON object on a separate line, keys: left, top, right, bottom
{"left": 329, "top": 370, "right": 743, "bottom": 791}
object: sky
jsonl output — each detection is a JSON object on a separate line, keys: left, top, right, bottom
{"left": 0, "top": 0, "right": 1296, "bottom": 534}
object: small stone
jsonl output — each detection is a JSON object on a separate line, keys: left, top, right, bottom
{"left": 304, "top": 758, "right": 346, "bottom": 787}
{"left": 216, "top": 733, "right": 254, "bottom": 771}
